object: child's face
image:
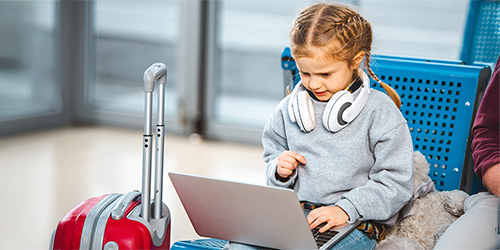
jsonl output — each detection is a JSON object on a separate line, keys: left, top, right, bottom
{"left": 296, "top": 55, "right": 357, "bottom": 102}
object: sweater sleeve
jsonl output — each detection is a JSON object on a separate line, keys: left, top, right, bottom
{"left": 471, "top": 55, "right": 500, "bottom": 182}
{"left": 262, "top": 99, "right": 298, "bottom": 188}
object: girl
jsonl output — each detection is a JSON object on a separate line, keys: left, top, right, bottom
{"left": 226, "top": 2, "right": 414, "bottom": 250}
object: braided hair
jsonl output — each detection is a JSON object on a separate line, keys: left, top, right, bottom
{"left": 290, "top": 2, "right": 401, "bottom": 108}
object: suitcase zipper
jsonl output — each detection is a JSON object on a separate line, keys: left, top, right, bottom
{"left": 91, "top": 194, "right": 125, "bottom": 249}
{"left": 79, "top": 193, "right": 122, "bottom": 250}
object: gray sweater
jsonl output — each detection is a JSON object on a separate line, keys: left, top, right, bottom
{"left": 262, "top": 89, "right": 414, "bottom": 226}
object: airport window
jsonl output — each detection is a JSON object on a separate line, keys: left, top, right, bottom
{"left": 0, "top": 1, "right": 60, "bottom": 122}
{"left": 210, "top": 1, "right": 305, "bottom": 126}
{"left": 89, "top": 0, "right": 181, "bottom": 116}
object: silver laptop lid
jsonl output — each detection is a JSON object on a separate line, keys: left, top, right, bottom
{"left": 169, "top": 172, "right": 318, "bottom": 250}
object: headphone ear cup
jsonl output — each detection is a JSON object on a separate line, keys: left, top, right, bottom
{"left": 323, "top": 91, "right": 354, "bottom": 132}
{"left": 323, "top": 70, "right": 371, "bottom": 132}
{"left": 294, "top": 91, "right": 316, "bottom": 132}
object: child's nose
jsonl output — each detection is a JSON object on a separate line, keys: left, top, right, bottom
{"left": 309, "top": 76, "right": 322, "bottom": 89}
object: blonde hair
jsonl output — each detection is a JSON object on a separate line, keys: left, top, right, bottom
{"left": 290, "top": 2, "right": 401, "bottom": 108}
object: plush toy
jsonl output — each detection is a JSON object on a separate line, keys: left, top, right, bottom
{"left": 377, "top": 151, "right": 470, "bottom": 250}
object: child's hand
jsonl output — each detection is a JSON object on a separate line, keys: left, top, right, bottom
{"left": 276, "top": 151, "right": 307, "bottom": 179}
{"left": 307, "top": 206, "right": 349, "bottom": 233}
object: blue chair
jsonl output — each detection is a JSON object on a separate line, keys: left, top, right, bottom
{"left": 368, "top": 56, "right": 490, "bottom": 193}
{"left": 460, "top": 0, "right": 500, "bottom": 65}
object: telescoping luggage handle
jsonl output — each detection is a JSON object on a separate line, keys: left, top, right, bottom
{"left": 142, "top": 62, "right": 167, "bottom": 221}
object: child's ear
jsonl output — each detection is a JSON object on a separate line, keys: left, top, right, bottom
{"left": 352, "top": 51, "right": 365, "bottom": 69}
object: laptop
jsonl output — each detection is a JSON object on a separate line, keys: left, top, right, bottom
{"left": 169, "top": 172, "right": 360, "bottom": 250}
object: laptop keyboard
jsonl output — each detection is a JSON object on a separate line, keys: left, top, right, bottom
{"left": 311, "top": 223, "right": 339, "bottom": 249}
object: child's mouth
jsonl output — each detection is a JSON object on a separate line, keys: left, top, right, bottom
{"left": 314, "top": 91, "right": 328, "bottom": 96}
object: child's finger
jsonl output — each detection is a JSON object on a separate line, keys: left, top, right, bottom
{"left": 279, "top": 156, "right": 298, "bottom": 170}
{"left": 308, "top": 217, "right": 326, "bottom": 232}
{"left": 277, "top": 167, "right": 293, "bottom": 177}
{"left": 287, "top": 151, "right": 307, "bottom": 165}
{"left": 307, "top": 210, "right": 323, "bottom": 228}
{"left": 309, "top": 217, "right": 333, "bottom": 233}
{"left": 319, "top": 221, "right": 334, "bottom": 233}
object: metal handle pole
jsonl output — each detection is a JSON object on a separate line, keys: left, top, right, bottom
{"left": 142, "top": 62, "right": 167, "bottom": 221}
{"left": 142, "top": 92, "right": 153, "bottom": 222}
{"left": 154, "top": 82, "right": 165, "bottom": 219}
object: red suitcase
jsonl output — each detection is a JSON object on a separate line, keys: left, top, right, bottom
{"left": 50, "top": 63, "right": 171, "bottom": 250}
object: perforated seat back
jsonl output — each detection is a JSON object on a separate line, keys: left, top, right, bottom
{"left": 370, "top": 56, "right": 491, "bottom": 191}
{"left": 461, "top": 0, "right": 500, "bottom": 65}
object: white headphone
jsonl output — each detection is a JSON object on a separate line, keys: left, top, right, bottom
{"left": 288, "top": 70, "right": 370, "bottom": 132}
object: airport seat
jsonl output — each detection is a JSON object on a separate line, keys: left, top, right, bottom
{"left": 460, "top": 0, "right": 500, "bottom": 65}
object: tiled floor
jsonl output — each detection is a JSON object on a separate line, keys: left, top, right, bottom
{"left": 0, "top": 126, "right": 266, "bottom": 249}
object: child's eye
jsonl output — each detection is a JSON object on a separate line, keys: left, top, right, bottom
{"left": 300, "top": 72, "right": 310, "bottom": 76}
{"left": 321, "top": 73, "right": 331, "bottom": 77}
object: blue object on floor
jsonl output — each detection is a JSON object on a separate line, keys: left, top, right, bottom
{"left": 170, "top": 239, "right": 229, "bottom": 250}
